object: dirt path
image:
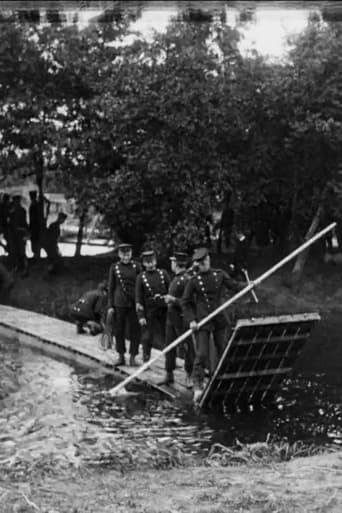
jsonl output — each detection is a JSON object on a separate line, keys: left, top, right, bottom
{"left": 1, "top": 452, "right": 342, "bottom": 513}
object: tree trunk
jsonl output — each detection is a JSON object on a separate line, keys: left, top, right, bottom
{"left": 75, "top": 210, "right": 86, "bottom": 257}
{"left": 290, "top": 204, "right": 324, "bottom": 288}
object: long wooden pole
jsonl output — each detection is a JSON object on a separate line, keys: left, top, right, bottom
{"left": 108, "top": 222, "right": 336, "bottom": 396}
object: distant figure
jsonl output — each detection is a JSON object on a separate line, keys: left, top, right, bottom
{"left": 43, "top": 212, "right": 67, "bottom": 273}
{"left": 0, "top": 261, "right": 13, "bottom": 302}
{"left": 71, "top": 282, "right": 107, "bottom": 335}
{"left": 0, "top": 194, "right": 11, "bottom": 253}
{"left": 8, "top": 195, "right": 29, "bottom": 275}
{"left": 29, "top": 190, "right": 45, "bottom": 260}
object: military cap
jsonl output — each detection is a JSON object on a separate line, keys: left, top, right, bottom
{"left": 141, "top": 250, "right": 156, "bottom": 260}
{"left": 192, "top": 247, "right": 209, "bottom": 262}
{"left": 170, "top": 252, "right": 188, "bottom": 265}
{"left": 118, "top": 243, "right": 132, "bottom": 251}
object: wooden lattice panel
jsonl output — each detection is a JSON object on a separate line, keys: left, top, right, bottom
{"left": 199, "top": 312, "right": 320, "bottom": 410}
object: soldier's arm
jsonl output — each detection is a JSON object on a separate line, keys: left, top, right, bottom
{"left": 222, "top": 270, "right": 245, "bottom": 293}
{"left": 163, "top": 269, "right": 171, "bottom": 290}
{"left": 135, "top": 273, "right": 146, "bottom": 321}
{"left": 107, "top": 265, "right": 115, "bottom": 309}
{"left": 93, "top": 293, "right": 103, "bottom": 316}
{"left": 181, "top": 278, "right": 197, "bottom": 324}
{"left": 172, "top": 278, "right": 187, "bottom": 308}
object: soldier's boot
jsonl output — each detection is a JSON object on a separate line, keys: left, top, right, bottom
{"left": 158, "top": 371, "right": 174, "bottom": 386}
{"left": 143, "top": 348, "right": 151, "bottom": 362}
{"left": 115, "top": 354, "right": 126, "bottom": 366}
{"left": 129, "top": 355, "right": 138, "bottom": 367}
{"left": 185, "top": 374, "right": 193, "bottom": 389}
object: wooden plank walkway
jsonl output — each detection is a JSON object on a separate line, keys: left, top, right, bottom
{"left": 0, "top": 305, "right": 191, "bottom": 400}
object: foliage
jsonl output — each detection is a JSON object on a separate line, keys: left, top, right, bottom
{"left": 1, "top": 6, "right": 342, "bottom": 255}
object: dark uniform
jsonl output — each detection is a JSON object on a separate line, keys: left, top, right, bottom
{"left": 107, "top": 245, "right": 142, "bottom": 362}
{"left": 71, "top": 283, "right": 107, "bottom": 334}
{"left": 29, "top": 191, "right": 44, "bottom": 260}
{"left": 163, "top": 253, "right": 195, "bottom": 384}
{"left": 0, "top": 194, "right": 11, "bottom": 252}
{"left": 0, "top": 261, "right": 13, "bottom": 302}
{"left": 135, "top": 251, "right": 171, "bottom": 361}
{"left": 182, "top": 247, "right": 244, "bottom": 390}
{"left": 8, "top": 196, "right": 29, "bottom": 274}
{"left": 43, "top": 212, "right": 67, "bottom": 273}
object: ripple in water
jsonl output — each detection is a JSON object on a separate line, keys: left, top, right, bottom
{"left": 0, "top": 339, "right": 341, "bottom": 471}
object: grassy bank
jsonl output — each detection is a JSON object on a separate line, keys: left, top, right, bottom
{"left": 2, "top": 250, "right": 342, "bottom": 512}
{"left": 1, "top": 449, "right": 342, "bottom": 513}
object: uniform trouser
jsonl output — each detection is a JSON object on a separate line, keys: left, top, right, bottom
{"left": 31, "top": 237, "right": 41, "bottom": 259}
{"left": 141, "top": 309, "right": 167, "bottom": 358}
{"left": 165, "top": 322, "right": 195, "bottom": 376}
{"left": 11, "top": 235, "right": 27, "bottom": 272}
{"left": 115, "top": 307, "right": 140, "bottom": 356}
{"left": 192, "top": 326, "right": 227, "bottom": 389}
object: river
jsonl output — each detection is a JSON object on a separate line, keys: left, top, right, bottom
{"left": 0, "top": 338, "right": 341, "bottom": 475}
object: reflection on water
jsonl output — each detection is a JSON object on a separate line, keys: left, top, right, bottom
{"left": 0, "top": 340, "right": 341, "bottom": 471}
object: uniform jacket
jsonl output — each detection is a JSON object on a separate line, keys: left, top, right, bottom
{"left": 107, "top": 260, "right": 141, "bottom": 308}
{"left": 181, "top": 268, "right": 244, "bottom": 331}
{"left": 71, "top": 289, "right": 107, "bottom": 321}
{"left": 9, "top": 205, "right": 29, "bottom": 238}
{"left": 166, "top": 270, "right": 190, "bottom": 330}
{"left": 135, "top": 268, "right": 171, "bottom": 320}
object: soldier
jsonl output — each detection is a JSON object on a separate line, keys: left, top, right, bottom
{"left": 182, "top": 247, "right": 245, "bottom": 403}
{"left": 28, "top": 190, "right": 44, "bottom": 260}
{"left": 107, "top": 243, "right": 142, "bottom": 367}
{"left": 0, "top": 261, "right": 13, "bottom": 302}
{"left": 135, "top": 250, "right": 171, "bottom": 362}
{"left": 8, "top": 195, "right": 29, "bottom": 275}
{"left": 0, "top": 193, "right": 11, "bottom": 253}
{"left": 43, "top": 212, "right": 67, "bottom": 273}
{"left": 159, "top": 252, "right": 195, "bottom": 387}
{"left": 71, "top": 281, "right": 107, "bottom": 335}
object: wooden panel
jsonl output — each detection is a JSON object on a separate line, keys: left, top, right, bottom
{"left": 199, "top": 312, "right": 320, "bottom": 410}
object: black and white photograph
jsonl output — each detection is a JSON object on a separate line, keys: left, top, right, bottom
{"left": 0, "top": 1, "right": 342, "bottom": 511}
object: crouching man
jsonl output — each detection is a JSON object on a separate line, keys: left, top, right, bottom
{"left": 71, "top": 281, "right": 107, "bottom": 335}
{"left": 182, "top": 248, "right": 245, "bottom": 404}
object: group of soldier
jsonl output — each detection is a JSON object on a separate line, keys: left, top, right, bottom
{"left": 0, "top": 191, "right": 67, "bottom": 275}
{"left": 102, "top": 243, "right": 246, "bottom": 402}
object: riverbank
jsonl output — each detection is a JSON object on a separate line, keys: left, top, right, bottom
{"left": 1, "top": 450, "right": 342, "bottom": 513}
{"left": 1, "top": 250, "right": 342, "bottom": 512}
{"left": 2, "top": 249, "right": 342, "bottom": 378}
